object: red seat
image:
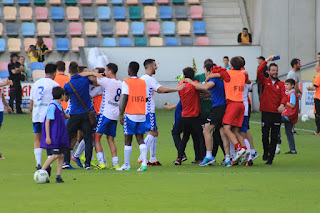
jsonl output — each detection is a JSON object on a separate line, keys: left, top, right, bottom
{"left": 190, "top": 5, "right": 203, "bottom": 19}
{"left": 0, "top": 62, "right": 9, "bottom": 71}
{"left": 43, "top": 38, "right": 53, "bottom": 51}
{"left": 147, "top": 21, "right": 160, "bottom": 35}
{"left": 69, "top": 22, "right": 82, "bottom": 36}
{"left": 35, "top": 7, "right": 48, "bottom": 21}
{"left": 196, "top": 36, "right": 209, "bottom": 45}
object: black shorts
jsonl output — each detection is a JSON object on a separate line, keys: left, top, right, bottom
{"left": 206, "top": 105, "right": 226, "bottom": 129}
{"left": 50, "top": 148, "right": 68, "bottom": 155}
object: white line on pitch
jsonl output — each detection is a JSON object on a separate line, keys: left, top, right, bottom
{"left": 250, "top": 121, "right": 314, "bottom": 133}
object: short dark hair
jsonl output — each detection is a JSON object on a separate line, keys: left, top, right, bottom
{"left": 318, "top": 52, "right": 320, "bottom": 55}
{"left": 107, "top": 63, "right": 118, "bottom": 74}
{"left": 56, "top": 60, "right": 65, "bottom": 72}
{"left": 204, "top": 59, "right": 213, "bottom": 66}
{"left": 45, "top": 63, "right": 57, "bottom": 74}
{"left": 69, "top": 62, "right": 79, "bottom": 74}
{"left": 205, "top": 64, "right": 214, "bottom": 72}
{"left": 223, "top": 56, "right": 229, "bottom": 60}
{"left": 96, "top": 67, "right": 105, "bottom": 74}
{"left": 230, "top": 56, "right": 245, "bottom": 70}
{"left": 183, "top": 67, "right": 195, "bottom": 79}
{"left": 268, "top": 63, "right": 278, "bottom": 71}
{"left": 129, "top": 61, "right": 140, "bottom": 75}
{"left": 143, "top": 59, "right": 155, "bottom": 68}
{"left": 78, "top": 66, "right": 87, "bottom": 73}
{"left": 52, "top": 86, "right": 65, "bottom": 100}
{"left": 291, "top": 58, "right": 300, "bottom": 68}
{"left": 243, "top": 28, "right": 248, "bottom": 31}
{"left": 285, "top": 78, "right": 295, "bottom": 86}
{"left": 240, "top": 56, "right": 245, "bottom": 66}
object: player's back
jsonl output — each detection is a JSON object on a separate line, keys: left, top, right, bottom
{"left": 178, "top": 80, "right": 200, "bottom": 117}
{"left": 98, "top": 77, "right": 122, "bottom": 120}
{"left": 31, "top": 78, "right": 59, "bottom": 122}
{"left": 54, "top": 73, "right": 70, "bottom": 110}
{"left": 224, "top": 70, "right": 246, "bottom": 102}
{"left": 209, "top": 78, "right": 225, "bottom": 107}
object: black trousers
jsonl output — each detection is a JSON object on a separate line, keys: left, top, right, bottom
{"left": 261, "top": 111, "right": 281, "bottom": 162}
{"left": 315, "top": 98, "right": 320, "bottom": 133}
{"left": 212, "top": 128, "right": 225, "bottom": 157}
{"left": 9, "top": 86, "right": 22, "bottom": 113}
{"left": 178, "top": 116, "right": 202, "bottom": 160}
{"left": 171, "top": 121, "right": 185, "bottom": 157}
{"left": 65, "top": 113, "right": 93, "bottom": 166}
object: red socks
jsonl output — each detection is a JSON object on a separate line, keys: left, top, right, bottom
{"left": 235, "top": 143, "right": 247, "bottom": 151}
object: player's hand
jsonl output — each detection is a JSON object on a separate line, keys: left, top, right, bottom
{"left": 278, "top": 104, "right": 285, "bottom": 113}
{"left": 176, "top": 83, "right": 186, "bottom": 91}
{"left": 94, "top": 72, "right": 104, "bottom": 79}
{"left": 6, "top": 79, "right": 13, "bottom": 86}
{"left": 164, "top": 103, "right": 172, "bottom": 111}
{"left": 298, "top": 93, "right": 302, "bottom": 100}
{"left": 266, "top": 55, "right": 275, "bottom": 62}
{"left": 184, "top": 78, "right": 192, "bottom": 84}
{"left": 46, "top": 137, "right": 52, "bottom": 145}
{"left": 120, "top": 115, "right": 124, "bottom": 125}
{"left": 6, "top": 106, "right": 12, "bottom": 113}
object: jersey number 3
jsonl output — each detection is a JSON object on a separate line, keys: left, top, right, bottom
{"left": 37, "top": 86, "right": 44, "bottom": 101}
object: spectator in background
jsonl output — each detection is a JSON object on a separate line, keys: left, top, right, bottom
{"left": 36, "top": 36, "right": 49, "bottom": 62}
{"left": 256, "top": 56, "right": 268, "bottom": 100}
{"left": 28, "top": 45, "right": 38, "bottom": 63}
{"left": 238, "top": 28, "right": 252, "bottom": 45}
{"left": 287, "top": 58, "right": 302, "bottom": 97}
{"left": 8, "top": 53, "right": 25, "bottom": 114}
{"left": 54, "top": 61, "right": 70, "bottom": 111}
{"left": 307, "top": 60, "right": 320, "bottom": 135}
{"left": 222, "top": 56, "right": 230, "bottom": 70}
{"left": 18, "top": 56, "right": 28, "bottom": 81}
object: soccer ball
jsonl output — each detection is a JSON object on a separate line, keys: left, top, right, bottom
{"left": 34, "top": 169, "right": 49, "bottom": 184}
{"left": 301, "top": 114, "right": 309, "bottom": 122}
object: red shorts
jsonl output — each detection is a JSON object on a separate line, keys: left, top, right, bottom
{"left": 223, "top": 100, "right": 245, "bottom": 127}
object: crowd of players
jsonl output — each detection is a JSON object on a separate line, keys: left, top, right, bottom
{"left": 1, "top": 53, "right": 320, "bottom": 183}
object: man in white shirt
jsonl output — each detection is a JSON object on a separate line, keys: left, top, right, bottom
{"left": 91, "top": 63, "right": 122, "bottom": 170}
{"left": 140, "top": 59, "right": 185, "bottom": 166}
{"left": 30, "top": 64, "right": 59, "bottom": 170}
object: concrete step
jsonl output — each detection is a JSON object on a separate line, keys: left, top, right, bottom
{"left": 203, "top": 7, "right": 241, "bottom": 16}
{"left": 205, "top": 17, "right": 243, "bottom": 23}
{"left": 209, "top": 32, "right": 239, "bottom": 39}
{"left": 206, "top": 23, "right": 243, "bottom": 31}
{"left": 210, "top": 38, "right": 238, "bottom": 45}
{"left": 201, "top": 2, "right": 240, "bottom": 8}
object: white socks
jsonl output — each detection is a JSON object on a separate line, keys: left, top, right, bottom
{"left": 97, "top": 152, "right": 105, "bottom": 165}
{"left": 150, "top": 136, "right": 157, "bottom": 162}
{"left": 34, "top": 148, "right": 42, "bottom": 166}
{"left": 144, "top": 134, "right": 154, "bottom": 151}
{"left": 229, "top": 141, "right": 235, "bottom": 160}
{"left": 225, "top": 154, "right": 230, "bottom": 162}
{"left": 124, "top": 145, "right": 132, "bottom": 167}
{"left": 112, "top": 156, "right": 119, "bottom": 167}
{"left": 139, "top": 144, "right": 147, "bottom": 167}
{"left": 244, "top": 139, "right": 251, "bottom": 150}
{"left": 206, "top": 151, "right": 212, "bottom": 158}
{"left": 250, "top": 149, "right": 256, "bottom": 155}
{"left": 74, "top": 139, "right": 85, "bottom": 158}
{"left": 71, "top": 141, "right": 80, "bottom": 156}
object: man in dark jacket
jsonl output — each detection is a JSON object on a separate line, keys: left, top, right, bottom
{"left": 8, "top": 53, "right": 25, "bottom": 114}
{"left": 257, "top": 55, "right": 287, "bottom": 165}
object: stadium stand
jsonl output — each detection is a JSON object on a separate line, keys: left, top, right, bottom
{"left": 165, "top": 37, "right": 178, "bottom": 46}
{"left": 43, "top": 38, "right": 53, "bottom": 51}
{"left": 147, "top": 22, "right": 160, "bottom": 35}
{"left": 0, "top": 24, "right": 3, "bottom": 37}
{"left": 190, "top": 5, "right": 203, "bottom": 19}
{"left": 3, "top": 0, "right": 14, "bottom": 6}
{"left": 87, "top": 38, "right": 101, "bottom": 47}
{"left": 96, "top": 0, "right": 108, "bottom": 5}
{"left": 144, "top": 6, "right": 157, "bottom": 20}
{"left": 34, "top": 0, "right": 46, "bottom": 5}
{"left": 196, "top": 36, "right": 210, "bottom": 45}
{"left": 98, "top": 6, "right": 111, "bottom": 20}
{"left": 163, "top": 21, "right": 175, "bottom": 36}
{"left": 142, "top": 0, "right": 154, "bottom": 4}
{"left": 0, "top": 62, "right": 8, "bottom": 72}
{"left": 37, "top": 23, "right": 51, "bottom": 36}
{"left": 54, "top": 23, "right": 67, "bottom": 36}
{"left": 80, "top": 0, "right": 93, "bottom": 5}
{"left": 180, "top": 37, "right": 194, "bottom": 46}
{"left": 193, "top": 21, "right": 206, "bottom": 35}
{"left": 65, "top": 0, "right": 77, "bottom": 5}
{"left": 30, "top": 62, "right": 45, "bottom": 72}
{"left": 22, "top": 23, "right": 35, "bottom": 37}
{"left": 24, "top": 38, "right": 36, "bottom": 52}
{"left": 20, "top": 7, "right": 33, "bottom": 21}
{"left": 129, "top": 6, "right": 141, "bottom": 20}
{"left": 35, "top": 7, "right": 48, "bottom": 21}
{"left": 8, "top": 38, "right": 21, "bottom": 53}
{"left": 119, "top": 37, "right": 132, "bottom": 46}
{"left": 150, "top": 37, "right": 163, "bottom": 46}
{"left": 49, "top": 0, "right": 62, "bottom": 5}
{"left": 18, "top": 0, "right": 31, "bottom": 5}
{"left": 173, "top": 0, "right": 184, "bottom": 4}
{"left": 115, "top": 22, "right": 129, "bottom": 36}
{"left": 157, "top": 0, "right": 169, "bottom": 4}
{"left": 103, "top": 38, "right": 116, "bottom": 47}
{"left": 3, "top": 6, "right": 16, "bottom": 21}
{"left": 100, "top": 22, "right": 114, "bottom": 36}
{"left": 188, "top": 0, "right": 200, "bottom": 4}
{"left": 0, "top": 70, "right": 10, "bottom": 79}
{"left": 6, "top": 23, "right": 19, "bottom": 37}
{"left": 178, "top": 21, "right": 191, "bottom": 35}
{"left": 69, "top": 22, "right": 83, "bottom": 36}
{"left": 112, "top": 0, "right": 123, "bottom": 5}
{"left": 0, "top": 39, "right": 5, "bottom": 53}
{"left": 127, "top": 0, "right": 139, "bottom": 5}
{"left": 134, "top": 37, "right": 147, "bottom": 46}
{"left": 71, "top": 38, "right": 85, "bottom": 52}
{"left": 114, "top": 7, "right": 126, "bottom": 20}
{"left": 160, "top": 6, "right": 173, "bottom": 20}
{"left": 175, "top": 6, "right": 188, "bottom": 19}
{"left": 51, "top": 7, "right": 64, "bottom": 21}
{"left": 32, "top": 70, "right": 45, "bottom": 82}
{"left": 84, "top": 22, "right": 98, "bottom": 36}
{"left": 131, "top": 22, "right": 144, "bottom": 36}
{"left": 67, "top": 7, "right": 80, "bottom": 20}
{"left": 56, "top": 38, "right": 69, "bottom": 52}
{"left": 82, "top": 7, "right": 95, "bottom": 21}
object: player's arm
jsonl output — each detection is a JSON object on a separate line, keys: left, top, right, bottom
{"left": 164, "top": 103, "right": 177, "bottom": 111}
{"left": 2, "top": 94, "right": 12, "bottom": 113}
{"left": 205, "top": 73, "right": 220, "bottom": 82}
{"left": 0, "top": 79, "right": 13, "bottom": 87}
{"left": 286, "top": 102, "right": 295, "bottom": 109}
{"left": 184, "top": 78, "right": 215, "bottom": 90}
{"left": 119, "top": 94, "right": 128, "bottom": 125}
{"left": 257, "top": 56, "right": 274, "bottom": 85}
{"left": 45, "top": 119, "right": 52, "bottom": 145}
{"left": 278, "top": 83, "right": 288, "bottom": 113}
{"left": 157, "top": 84, "right": 186, "bottom": 93}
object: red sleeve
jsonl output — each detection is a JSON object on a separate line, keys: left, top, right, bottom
{"left": 280, "top": 82, "right": 288, "bottom": 105}
{"left": 219, "top": 70, "right": 230, "bottom": 82}
{"left": 257, "top": 61, "right": 267, "bottom": 85}
{"left": 245, "top": 73, "right": 248, "bottom": 82}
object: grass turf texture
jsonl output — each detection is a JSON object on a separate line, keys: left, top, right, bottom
{"left": 0, "top": 111, "right": 319, "bottom": 212}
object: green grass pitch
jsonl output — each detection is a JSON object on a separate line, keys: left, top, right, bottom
{"left": 0, "top": 111, "right": 319, "bottom": 212}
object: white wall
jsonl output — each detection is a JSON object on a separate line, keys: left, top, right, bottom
{"left": 245, "top": 0, "right": 318, "bottom": 73}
